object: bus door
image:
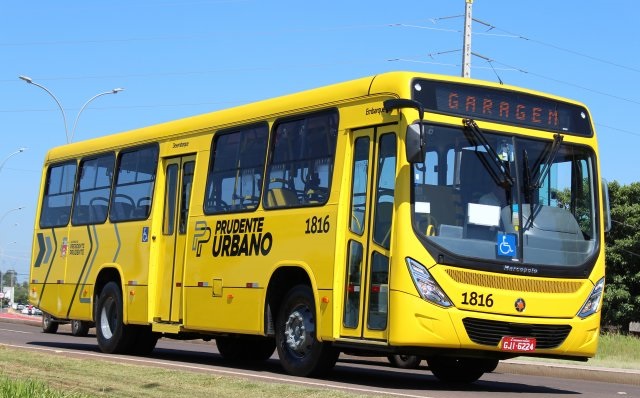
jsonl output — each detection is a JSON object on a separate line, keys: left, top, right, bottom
{"left": 156, "top": 154, "right": 196, "bottom": 323}
{"left": 341, "top": 126, "right": 397, "bottom": 341}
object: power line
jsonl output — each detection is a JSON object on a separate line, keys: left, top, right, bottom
{"left": 597, "top": 124, "right": 640, "bottom": 138}
{"left": 394, "top": 18, "right": 640, "bottom": 75}
{"left": 471, "top": 19, "right": 640, "bottom": 74}
{"left": 0, "top": 23, "right": 390, "bottom": 48}
{"left": 481, "top": 57, "right": 640, "bottom": 106}
{"left": 612, "top": 219, "right": 640, "bottom": 230}
{"left": 610, "top": 247, "right": 640, "bottom": 260}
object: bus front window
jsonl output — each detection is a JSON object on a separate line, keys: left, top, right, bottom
{"left": 411, "top": 124, "right": 598, "bottom": 271}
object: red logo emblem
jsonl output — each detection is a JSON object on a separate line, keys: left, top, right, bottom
{"left": 515, "top": 298, "right": 526, "bottom": 312}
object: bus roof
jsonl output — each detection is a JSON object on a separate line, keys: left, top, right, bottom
{"left": 44, "top": 71, "right": 591, "bottom": 161}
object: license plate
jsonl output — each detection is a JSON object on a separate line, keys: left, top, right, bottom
{"left": 500, "top": 336, "right": 537, "bottom": 352}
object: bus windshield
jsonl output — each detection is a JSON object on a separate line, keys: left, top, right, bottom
{"left": 411, "top": 123, "right": 598, "bottom": 272}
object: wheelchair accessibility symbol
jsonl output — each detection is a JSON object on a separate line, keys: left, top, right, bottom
{"left": 497, "top": 233, "right": 517, "bottom": 258}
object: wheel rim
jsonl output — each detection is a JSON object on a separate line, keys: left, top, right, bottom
{"left": 99, "top": 297, "right": 116, "bottom": 340}
{"left": 283, "top": 304, "right": 315, "bottom": 358}
{"left": 43, "top": 314, "right": 51, "bottom": 328}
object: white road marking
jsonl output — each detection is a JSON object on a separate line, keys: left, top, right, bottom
{"left": 0, "top": 328, "right": 33, "bottom": 334}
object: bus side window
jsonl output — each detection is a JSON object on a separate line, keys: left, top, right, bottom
{"left": 204, "top": 124, "right": 269, "bottom": 214}
{"left": 40, "top": 161, "right": 77, "bottom": 229}
{"left": 71, "top": 153, "right": 114, "bottom": 226}
{"left": 110, "top": 145, "right": 159, "bottom": 222}
{"left": 265, "top": 110, "right": 337, "bottom": 209}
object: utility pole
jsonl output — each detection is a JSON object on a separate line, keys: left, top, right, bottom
{"left": 462, "top": 0, "right": 473, "bottom": 78}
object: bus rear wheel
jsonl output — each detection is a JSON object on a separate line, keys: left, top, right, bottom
{"left": 95, "top": 281, "right": 133, "bottom": 354}
{"left": 42, "top": 312, "right": 58, "bottom": 334}
{"left": 275, "top": 285, "right": 338, "bottom": 377}
{"left": 426, "top": 356, "right": 486, "bottom": 383}
{"left": 71, "top": 320, "right": 91, "bottom": 337}
{"left": 388, "top": 354, "right": 422, "bottom": 369}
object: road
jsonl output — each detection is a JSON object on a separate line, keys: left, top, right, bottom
{"left": 1, "top": 317, "right": 639, "bottom": 398}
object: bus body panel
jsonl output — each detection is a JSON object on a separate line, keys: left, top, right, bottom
{"left": 29, "top": 71, "right": 605, "bottom": 373}
{"left": 388, "top": 289, "right": 600, "bottom": 356}
{"left": 181, "top": 204, "right": 339, "bottom": 334}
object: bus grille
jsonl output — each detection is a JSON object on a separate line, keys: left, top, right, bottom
{"left": 445, "top": 269, "right": 583, "bottom": 294}
{"left": 462, "top": 318, "right": 572, "bottom": 349}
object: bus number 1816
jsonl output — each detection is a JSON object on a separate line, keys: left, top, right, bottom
{"left": 305, "top": 216, "right": 330, "bottom": 234}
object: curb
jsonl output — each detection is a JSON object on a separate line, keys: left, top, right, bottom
{"left": 499, "top": 359, "right": 640, "bottom": 386}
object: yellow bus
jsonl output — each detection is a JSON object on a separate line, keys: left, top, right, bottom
{"left": 30, "top": 71, "right": 609, "bottom": 383}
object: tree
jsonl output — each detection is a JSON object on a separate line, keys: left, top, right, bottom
{"left": 602, "top": 181, "right": 640, "bottom": 332}
{"left": 1, "top": 269, "right": 18, "bottom": 289}
{"left": 13, "top": 281, "right": 29, "bottom": 305}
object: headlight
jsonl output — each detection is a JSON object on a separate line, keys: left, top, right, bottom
{"left": 406, "top": 257, "right": 453, "bottom": 308}
{"left": 577, "top": 277, "right": 605, "bottom": 319}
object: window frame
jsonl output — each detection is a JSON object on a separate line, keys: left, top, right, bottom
{"left": 109, "top": 144, "right": 159, "bottom": 223}
{"left": 203, "top": 122, "right": 269, "bottom": 215}
{"left": 71, "top": 152, "right": 115, "bottom": 226}
{"left": 39, "top": 160, "right": 77, "bottom": 229}
{"left": 263, "top": 109, "right": 339, "bottom": 210}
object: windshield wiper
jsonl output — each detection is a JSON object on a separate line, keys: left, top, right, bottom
{"left": 523, "top": 149, "right": 533, "bottom": 203}
{"left": 522, "top": 134, "right": 563, "bottom": 231}
{"left": 529, "top": 133, "right": 564, "bottom": 190}
{"left": 462, "top": 118, "right": 513, "bottom": 189}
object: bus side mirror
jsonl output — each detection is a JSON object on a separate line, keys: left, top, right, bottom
{"left": 602, "top": 178, "right": 611, "bottom": 233}
{"left": 406, "top": 123, "right": 425, "bottom": 164}
{"left": 382, "top": 99, "right": 426, "bottom": 164}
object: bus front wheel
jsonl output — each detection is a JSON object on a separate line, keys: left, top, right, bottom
{"left": 275, "top": 285, "right": 338, "bottom": 377}
{"left": 426, "top": 356, "right": 486, "bottom": 383}
{"left": 95, "top": 281, "right": 133, "bottom": 354}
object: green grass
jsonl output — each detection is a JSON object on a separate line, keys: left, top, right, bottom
{"left": 507, "top": 332, "right": 640, "bottom": 370}
{"left": 0, "top": 346, "right": 369, "bottom": 398}
{"left": 0, "top": 376, "right": 92, "bottom": 398}
{"left": 589, "top": 332, "right": 640, "bottom": 369}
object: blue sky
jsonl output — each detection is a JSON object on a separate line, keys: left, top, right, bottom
{"left": 1, "top": 0, "right": 638, "bottom": 282}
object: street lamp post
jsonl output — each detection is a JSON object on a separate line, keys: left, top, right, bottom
{"left": 71, "top": 88, "right": 124, "bottom": 143}
{"left": 0, "top": 241, "right": 17, "bottom": 256}
{"left": 18, "top": 75, "right": 124, "bottom": 144}
{"left": 0, "top": 148, "right": 27, "bottom": 174}
{"left": 0, "top": 207, "right": 24, "bottom": 225}
{"left": 18, "top": 75, "right": 69, "bottom": 143}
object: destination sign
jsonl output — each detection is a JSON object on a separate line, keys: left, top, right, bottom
{"left": 412, "top": 79, "right": 593, "bottom": 136}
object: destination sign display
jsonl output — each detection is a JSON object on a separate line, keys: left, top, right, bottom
{"left": 412, "top": 79, "right": 593, "bottom": 136}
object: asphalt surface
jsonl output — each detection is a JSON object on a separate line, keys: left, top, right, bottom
{"left": 1, "top": 309, "right": 639, "bottom": 387}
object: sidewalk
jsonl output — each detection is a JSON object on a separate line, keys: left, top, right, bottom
{"left": 0, "top": 308, "right": 42, "bottom": 325}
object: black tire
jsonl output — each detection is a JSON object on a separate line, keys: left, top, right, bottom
{"left": 129, "top": 325, "right": 160, "bottom": 355}
{"left": 70, "top": 320, "right": 91, "bottom": 337}
{"left": 217, "top": 336, "right": 276, "bottom": 361}
{"left": 275, "top": 285, "right": 338, "bottom": 377}
{"left": 42, "top": 312, "right": 58, "bottom": 334}
{"left": 426, "top": 356, "right": 486, "bottom": 383}
{"left": 95, "top": 281, "right": 133, "bottom": 354}
{"left": 481, "top": 358, "right": 499, "bottom": 373}
{"left": 388, "top": 354, "right": 422, "bottom": 369}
